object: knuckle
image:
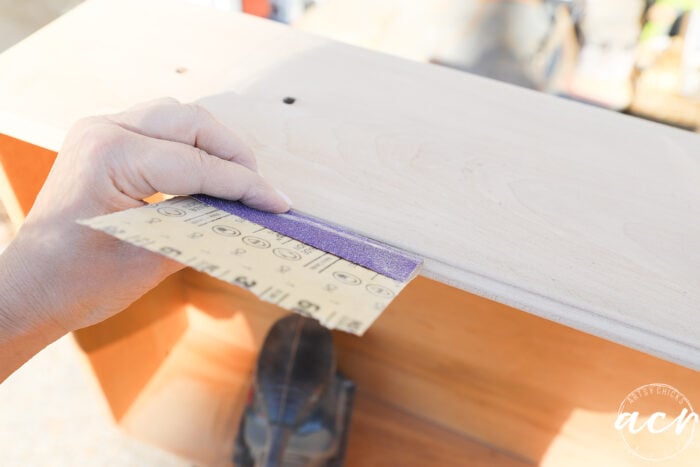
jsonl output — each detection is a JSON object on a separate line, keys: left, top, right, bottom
{"left": 146, "top": 97, "right": 180, "bottom": 113}
{"left": 183, "top": 103, "right": 215, "bottom": 144}
{"left": 81, "top": 123, "right": 124, "bottom": 154}
{"left": 192, "top": 148, "right": 214, "bottom": 191}
{"left": 75, "top": 122, "right": 127, "bottom": 161}
{"left": 124, "top": 97, "right": 181, "bottom": 127}
{"left": 184, "top": 102, "right": 214, "bottom": 125}
{"left": 70, "top": 116, "right": 108, "bottom": 139}
{"left": 136, "top": 100, "right": 176, "bottom": 122}
{"left": 192, "top": 146, "right": 210, "bottom": 166}
{"left": 184, "top": 102, "right": 208, "bottom": 116}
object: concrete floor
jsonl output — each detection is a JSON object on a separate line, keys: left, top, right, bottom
{"left": 1, "top": 337, "right": 189, "bottom": 466}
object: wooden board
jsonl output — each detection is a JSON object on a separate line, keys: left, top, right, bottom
{"left": 0, "top": 134, "right": 56, "bottom": 227}
{"left": 175, "top": 269, "right": 700, "bottom": 466}
{"left": 112, "top": 285, "right": 532, "bottom": 466}
{"left": 2, "top": 134, "right": 699, "bottom": 464}
{"left": 0, "top": 0, "right": 697, "bottom": 370}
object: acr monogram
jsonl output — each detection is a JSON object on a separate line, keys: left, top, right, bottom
{"left": 615, "top": 383, "right": 698, "bottom": 461}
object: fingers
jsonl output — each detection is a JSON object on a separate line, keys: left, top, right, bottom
{"left": 107, "top": 98, "right": 258, "bottom": 172}
{"left": 117, "top": 133, "right": 290, "bottom": 213}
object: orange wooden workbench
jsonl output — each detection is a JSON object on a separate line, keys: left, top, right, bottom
{"left": 1, "top": 1, "right": 699, "bottom": 465}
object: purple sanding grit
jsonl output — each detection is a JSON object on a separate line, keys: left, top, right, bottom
{"left": 193, "top": 194, "right": 422, "bottom": 282}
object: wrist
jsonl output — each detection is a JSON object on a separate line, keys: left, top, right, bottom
{"left": 0, "top": 226, "right": 67, "bottom": 378}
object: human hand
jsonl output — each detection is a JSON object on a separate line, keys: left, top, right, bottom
{"left": 1, "top": 97, "right": 290, "bottom": 338}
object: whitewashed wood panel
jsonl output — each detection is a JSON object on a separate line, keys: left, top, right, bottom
{"left": 0, "top": 0, "right": 697, "bottom": 368}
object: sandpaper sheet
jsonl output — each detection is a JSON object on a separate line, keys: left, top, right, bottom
{"left": 79, "top": 196, "right": 422, "bottom": 335}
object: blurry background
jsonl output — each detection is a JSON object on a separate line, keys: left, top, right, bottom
{"left": 203, "top": 0, "right": 700, "bottom": 128}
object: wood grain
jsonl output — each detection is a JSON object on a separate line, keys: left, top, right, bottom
{"left": 117, "top": 276, "right": 531, "bottom": 466}
{"left": 1, "top": 133, "right": 698, "bottom": 463}
{"left": 0, "top": 0, "right": 695, "bottom": 367}
{"left": 345, "top": 395, "right": 532, "bottom": 467}
{"left": 175, "top": 270, "right": 700, "bottom": 466}
{"left": 73, "top": 274, "right": 189, "bottom": 420}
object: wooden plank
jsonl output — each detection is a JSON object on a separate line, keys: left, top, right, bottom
{"left": 73, "top": 274, "right": 189, "bottom": 420}
{"left": 1, "top": 136, "right": 698, "bottom": 463}
{"left": 345, "top": 395, "right": 532, "bottom": 467}
{"left": 115, "top": 288, "right": 531, "bottom": 465}
{"left": 329, "top": 274, "right": 700, "bottom": 465}
{"left": 0, "top": 134, "right": 56, "bottom": 227}
{"left": 0, "top": 0, "right": 697, "bottom": 370}
{"left": 114, "top": 269, "right": 699, "bottom": 465}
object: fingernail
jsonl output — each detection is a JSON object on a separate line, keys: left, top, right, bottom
{"left": 275, "top": 188, "right": 293, "bottom": 207}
